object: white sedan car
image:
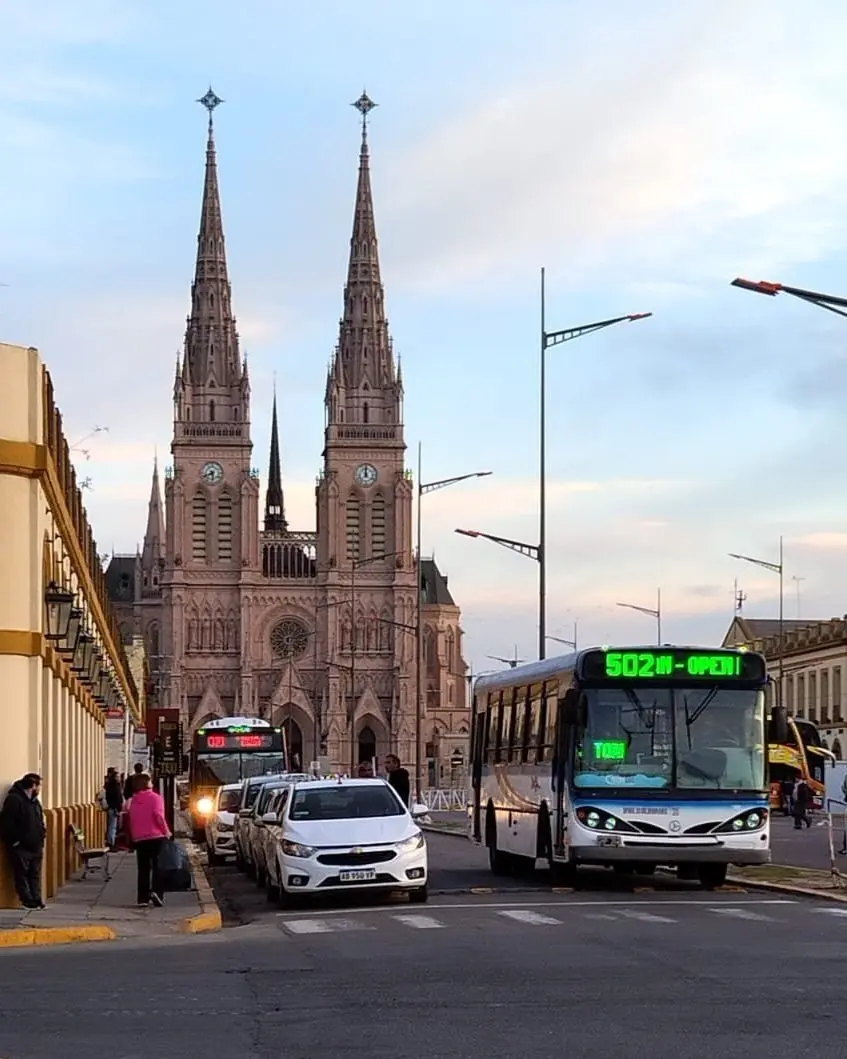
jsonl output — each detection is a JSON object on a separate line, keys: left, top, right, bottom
{"left": 204, "top": 782, "right": 242, "bottom": 866}
{"left": 264, "top": 778, "right": 430, "bottom": 905}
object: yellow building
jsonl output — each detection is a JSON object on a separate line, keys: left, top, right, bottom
{"left": 0, "top": 342, "right": 144, "bottom": 908}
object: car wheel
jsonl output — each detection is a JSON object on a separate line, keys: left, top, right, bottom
{"left": 408, "top": 885, "right": 428, "bottom": 904}
{"left": 277, "top": 883, "right": 299, "bottom": 909}
{"left": 266, "top": 875, "right": 279, "bottom": 902}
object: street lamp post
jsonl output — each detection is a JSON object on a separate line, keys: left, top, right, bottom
{"left": 731, "top": 278, "right": 847, "bottom": 318}
{"left": 729, "top": 539, "right": 784, "bottom": 709}
{"left": 547, "top": 619, "right": 578, "bottom": 651}
{"left": 616, "top": 589, "right": 662, "bottom": 644}
{"left": 416, "top": 444, "right": 491, "bottom": 801}
{"left": 458, "top": 273, "right": 651, "bottom": 662}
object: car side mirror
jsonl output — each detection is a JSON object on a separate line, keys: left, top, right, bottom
{"left": 238, "top": 808, "right": 253, "bottom": 818}
{"left": 410, "top": 803, "right": 429, "bottom": 819}
{"left": 262, "top": 812, "right": 278, "bottom": 824}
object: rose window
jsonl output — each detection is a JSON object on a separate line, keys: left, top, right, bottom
{"left": 270, "top": 618, "right": 310, "bottom": 659}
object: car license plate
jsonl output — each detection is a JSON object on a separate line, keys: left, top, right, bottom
{"left": 339, "top": 869, "right": 376, "bottom": 882}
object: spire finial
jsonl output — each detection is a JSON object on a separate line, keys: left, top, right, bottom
{"left": 198, "top": 85, "right": 224, "bottom": 132}
{"left": 352, "top": 90, "right": 377, "bottom": 142}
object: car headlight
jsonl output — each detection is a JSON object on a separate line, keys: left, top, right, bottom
{"left": 397, "top": 832, "right": 425, "bottom": 853}
{"left": 196, "top": 796, "right": 214, "bottom": 816}
{"left": 281, "top": 839, "right": 317, "bottom": 858}
{"left": 216, "top": 823, "right": 233, "bottom": 833}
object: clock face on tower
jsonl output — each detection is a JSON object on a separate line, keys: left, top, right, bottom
{"left": 201, "top": 461, "right": 223, "bottom": 485}
{"left": 355, "top": 463, "right": 378, "bottom": 487}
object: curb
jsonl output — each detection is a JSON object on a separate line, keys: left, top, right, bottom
{"left": 726, "top": 874, "right": 847, "bottom": 903}
{"left": 423, "top": 824, "right": 466, "bottom": 838}
{"left": 0, "top": 924, "right": 116, "bottom": 950}
{"left": 178, "top": 840, "right": 223, "bottom": 934}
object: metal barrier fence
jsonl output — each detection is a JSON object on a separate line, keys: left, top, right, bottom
{"left": 420, "top": 788, "right": 468, "bottom": 811}
{"left": 825, "top": 798, "right": 847, "bottom": 885}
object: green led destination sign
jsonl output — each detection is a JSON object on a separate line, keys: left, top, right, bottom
{"left": 580, "top": 648, "right": 767, "bottom": 683}
{"left": 592, "top": 739, "right": 627, "bottom": 761}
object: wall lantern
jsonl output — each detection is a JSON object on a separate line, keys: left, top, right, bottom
{"left": 88, "top": 647, "right": 104, "bottom": 688}
{"left": 61, "top": 607, "right": 83, "bottom": 659}
{"left": 72, "top": 631, "right": 95, "bottom": 677}
{"left": 44, "top": 582, "right": 74, "bottom": 642}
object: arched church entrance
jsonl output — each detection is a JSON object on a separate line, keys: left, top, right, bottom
{"left": 358, "top": 725, "right": 376, "bottom": 765}
{"left": 282, "top": 717, "right": 304, "bottom": 772}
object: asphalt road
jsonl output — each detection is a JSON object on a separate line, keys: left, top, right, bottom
{"left": 770, "top": 813, "right": 840, "bottom": 869}
{"left": 1, "top": 884, "right": 845, "bottom": 1059}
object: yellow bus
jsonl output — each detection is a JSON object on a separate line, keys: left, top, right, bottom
{"left": 768, "top": 717, "right": 834, "bottom": 811}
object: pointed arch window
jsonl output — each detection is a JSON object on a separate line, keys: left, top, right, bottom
{"left": 209, "top": 399, "right": 216, "bottom": 422}
{"left": 362, "top": 402, "right": 369, "bottom": 424}
{"left": 371, "top": 493, "right": 386, "bottom": 557}
{"left": 446, "top": 627, "right": 455, "bottom": 672}
{"left": 192, "top": 495, "right": 207, "bottom": 561}
{"left": 218, "top": 493, "right": 233, "bottom": 561}
{"left": 346, "top": 494, "right": 361, "bottom": 561}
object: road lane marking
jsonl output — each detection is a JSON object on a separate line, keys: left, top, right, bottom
{"left": 583, "top": 913, "right": 619, "bottom": 921}
{"left": 709, "top": 908, "right": 773, "bottom": 922}
{"left": 392, "top": 914, "right": 445, "bottom": 929}
{"left": 283, "top": 917, "right": 374, "bottom": 934}
{"left": 618, "top": 910, "right": 676, "bottom": 923}
{"left": 275, "top": 897, "right": 795, "bottom": 919}
{"left": 812, "top": 908, "right": 847, "bottom": 916}
{"left": 497, "top": 909, "right": 561, "bottom": 926}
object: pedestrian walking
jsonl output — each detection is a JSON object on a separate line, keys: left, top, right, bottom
{"left": 793, "top": 776, "right": 812, "bottom": 829}
{"left": 123, "top": 762, "right": 145, "bottom": 803}
{"left": 385, "top": 754, "right": 411, "bottom": 807}
{"left": 127, "top": 773, "right": 171, "bottom": 907}
{"left": 0, "top": 773, "right": 47, "bottom": 909}
{"left": 103, "top": 768, "right": 124, "bottom": 849}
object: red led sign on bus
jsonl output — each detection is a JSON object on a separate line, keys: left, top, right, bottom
{"left": 199, "top": 733, "right": 275, "bottom": 751}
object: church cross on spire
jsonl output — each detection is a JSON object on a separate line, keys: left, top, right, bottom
{"left": 352, "top": 90, "right": 377, "bottom": 141}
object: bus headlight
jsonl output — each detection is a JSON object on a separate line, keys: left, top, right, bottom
{"left": 196, "top": 796, "right": 215, "bottom": 816}
{"left": 715, "top": 809, "right": 768, "bottom": 834}
{"left": 574, "top": 807, "right": 639, "bottom": 834}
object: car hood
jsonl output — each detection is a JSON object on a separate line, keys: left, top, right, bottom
{"left": 286, "top": 817, "right": 419, "bottom": 848}
{"left": 215, "top": 811, "right": 235, "bottom": 826}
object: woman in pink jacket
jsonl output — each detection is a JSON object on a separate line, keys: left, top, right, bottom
{"left": 127, "top": 773, "right": 171, "bottom": 907}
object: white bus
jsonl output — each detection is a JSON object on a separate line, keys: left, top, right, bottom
{"left": 468, "top": 645, "right": 780, "bottom": 889}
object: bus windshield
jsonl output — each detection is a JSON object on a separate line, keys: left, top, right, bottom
{"left": 193, "top": 751, "right": 286, "bottom": 786}
{"left": 573, "top": 686, "right": 766, "bottom": 792}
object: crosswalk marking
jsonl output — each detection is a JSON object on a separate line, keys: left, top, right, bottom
{"left": 497, "top": 909, "right": 562, "bottom": 926}
{"left": 709, "top": 907, "right": 772, "bottom": 922}
{"left": 283, "top": 917, "right": 374, "bottom": 934}
{"left": 618, "top": 909, "right": 675, "bottom": 924}
{"left": 392, "top": 914, "right": 445, "bottom": 929}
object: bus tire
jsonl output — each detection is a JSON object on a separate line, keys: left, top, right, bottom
{"left": 486, "top": 808, "right": 510, "bottom": 875}
{"left": 698, "top": 863, "right": 728, "bottom": 890}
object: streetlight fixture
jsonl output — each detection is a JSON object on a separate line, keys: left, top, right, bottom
{"left": 44, "top": 581, "right": 75, "bottom": 643}
{"left": 616, "top": 590, "right": 662, "bottom": 644}
{"left": 729, "top": 539, "right": 784, "bottom": 708}
{"left": 731, "top": 277, "right": 847, "bottom": 318}
{"left": 547, "top": 619, "right": 578, "bottom": 651}
{"left": 416, "top": 444, "right": 492, "bottom": 800}
{"left": 456, "top": 273, "right": 651, "bottom": 663}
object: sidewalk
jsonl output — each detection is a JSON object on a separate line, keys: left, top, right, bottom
{"left": 0, "top": 841, "right": 221, "bottom": 949}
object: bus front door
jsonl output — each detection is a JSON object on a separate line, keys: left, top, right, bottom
{"left": 471, "top": 710, "right": 485, "bottom": 842}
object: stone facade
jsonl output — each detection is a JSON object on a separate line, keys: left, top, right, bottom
{"left": 106, "top": 101, "right": 469, "bottom": 778}
{"left": 722, "top": 615, "right": 847, "bottom": 758}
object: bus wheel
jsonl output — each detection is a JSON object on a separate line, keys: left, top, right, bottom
{"left": 486, "top": 810, "right": 510, "bottom": 875}
{"left": 698, "top": 863, "right": 728, "bottom": 890}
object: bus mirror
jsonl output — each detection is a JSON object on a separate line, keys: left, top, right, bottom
{"left": 770, "top": 705, "right": 788, "bottom": 745}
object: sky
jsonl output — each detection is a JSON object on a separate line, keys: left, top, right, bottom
{"left": 3, "top": 0, "right": 847, "bottom": 675}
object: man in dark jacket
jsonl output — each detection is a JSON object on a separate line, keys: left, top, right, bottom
{"left": 123, "top": 762, "right": 144, "bottom": 802}
{"left": 104, "top": 768, "right": 123, "bottom": 849}
{"left": 0, "top": 773, "right": 47, "bottom": 909}
{"left": 385, "top": 755, "right": 411, "bottom": 807}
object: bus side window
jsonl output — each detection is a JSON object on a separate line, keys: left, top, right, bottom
{"left": 522, "top": 684, "right": 542, "bottom": 763}
{"left": 503, "top": 689, "right": 518, "bottom": 763}
{"left": 492, "top": 692, "right": 506, "bottom": 764}
{"left": 537, "top": 680, "right": 557, "bottom": 763}
{"left": 483, "top": 693, "right": 497, "bottom": 763}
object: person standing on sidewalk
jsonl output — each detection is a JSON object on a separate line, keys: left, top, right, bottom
{"left": 793, "top": 776, "right": 813, "bottom": 829}
{"left": 104, "top": 768, "right": 124, "bottom": 850}
{"left": 123, "top": 762, "right": 144, "bottom": 803}
{"left": 127, "top": 773, "right": 171, "bottom": 907}
{"left": 0, "top": 773, "right": 47, "bottom": 910}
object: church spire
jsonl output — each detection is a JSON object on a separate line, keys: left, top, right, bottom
{"left": 178, "top": 88, "right": 247, "bottom": 418}
{"left": 141, "top": 455, "right": 165, "bottom": 572}
{"left": 264, "top": 384, "right": 287, "bottom": 534}
{"left": 326, "top": 92, "right": 402, "bottom": 431}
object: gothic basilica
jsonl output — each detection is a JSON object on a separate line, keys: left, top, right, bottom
{"left": 106, "top": 92, "right": 470, "bottom": 781}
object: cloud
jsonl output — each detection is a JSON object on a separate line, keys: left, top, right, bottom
{"left": 380, "top": 3, "right": 847, "bottom": 295}
{"left": 792, "top": 533, "right": 847, "bottom": 551}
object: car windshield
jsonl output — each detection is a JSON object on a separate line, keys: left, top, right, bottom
{"left": 289, "top": 785, "right": 404, "bottom": 821}
{"left": 217, "top": 789, "right": 241, "bottom": 812}
{"left": 574, "top": 686, "right": 766, "bottom": 792}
